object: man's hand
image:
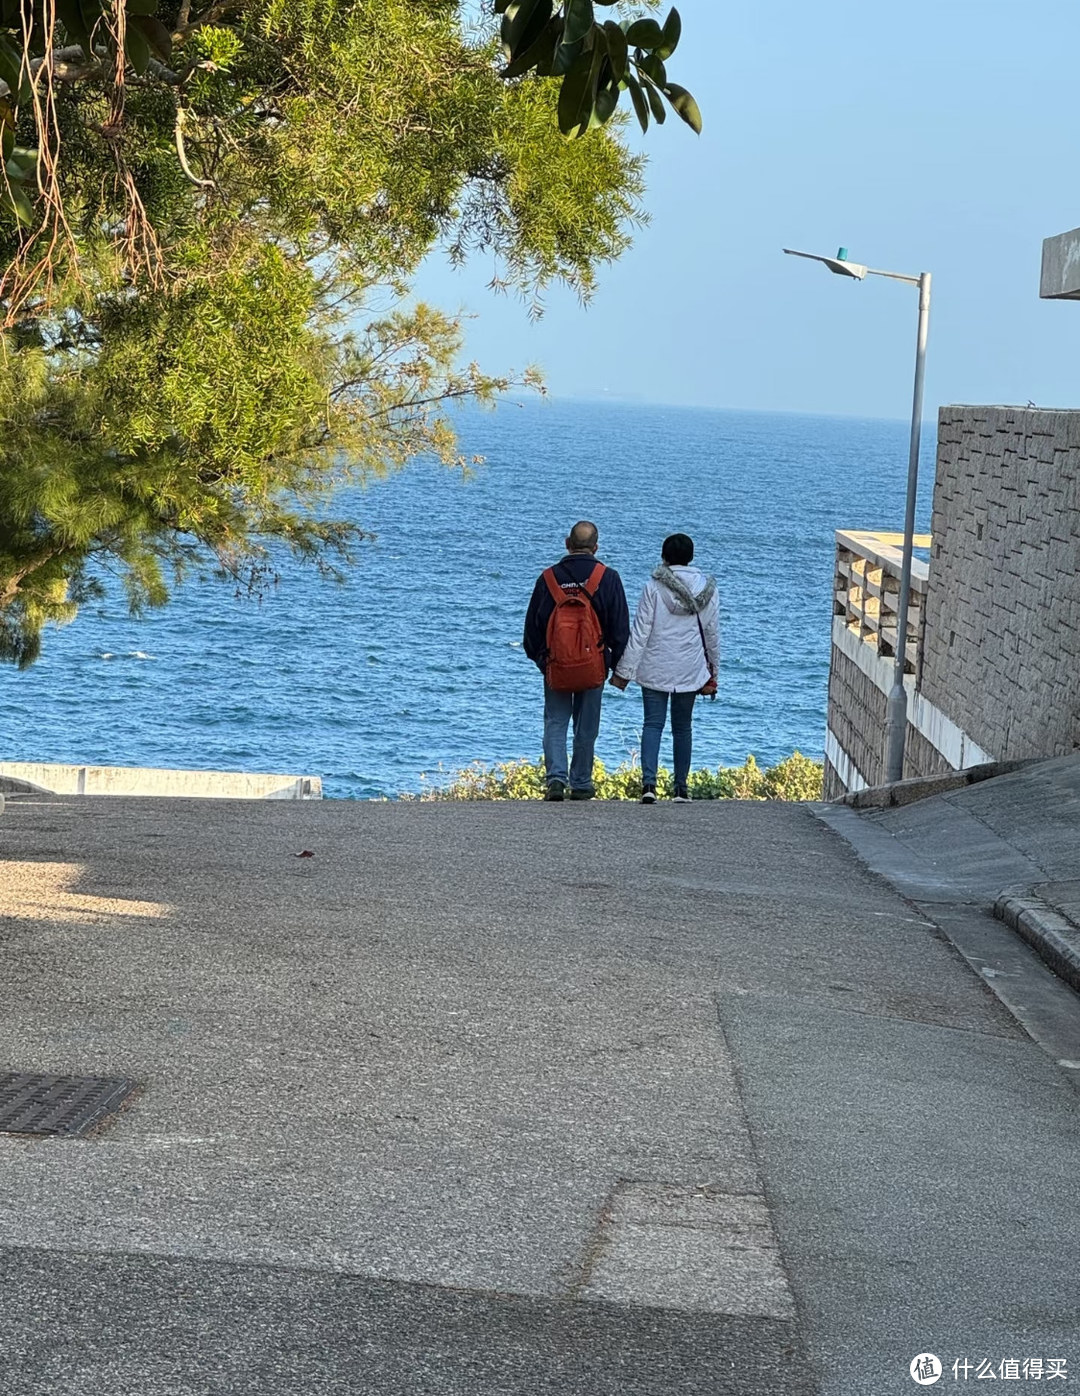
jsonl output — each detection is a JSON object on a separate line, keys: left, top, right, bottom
{"left": 609, "top": 674, "right": 629, "bottom": 691}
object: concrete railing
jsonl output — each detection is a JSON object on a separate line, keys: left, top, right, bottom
{"left": 0, "top": 762, "right": 322, "bottom": 800}
{"left": 833, "top": 529, "right": 931, "bottom": 678}
{"left": 826, "top": 528, "right": 995, "bottom": 800}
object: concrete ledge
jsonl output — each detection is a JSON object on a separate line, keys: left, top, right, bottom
{"left": 0, "top": 762, "right": 322, "bottom": 800}
{"left": 837, "top": 760, "right": 1034, "bottom": 810}
{"left": 1040, "top": 227, "right": 1080, "bottom": 300}
{"left": 995, "top": 886, "right": 1080, "bottom": 997}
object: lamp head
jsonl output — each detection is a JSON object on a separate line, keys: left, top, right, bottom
{"left": 783, "top": 247, "right": 868, "bottom": 280}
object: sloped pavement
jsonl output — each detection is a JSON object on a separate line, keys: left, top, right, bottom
{"left": 820, "top": 752, "right": 1080, "bottom": 1064}
{"left": 0, "top": 778, "right": 1078, "bottom": 1395}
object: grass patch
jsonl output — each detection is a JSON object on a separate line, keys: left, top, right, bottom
{"left": 410, "top": 752, "right": 823, "bottom": 801}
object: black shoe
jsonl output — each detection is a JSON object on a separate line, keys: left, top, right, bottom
{"left": 569, "top": 788, "right": 594, "bottom": 801}
{"left": 641, "top": 784, "right": 657, "bottom": 804}
{"left": 545, "top": 781, "right": 566, "bottom": 802}
{"left": 673, "top": 785, "right": 690, "bottom": 803}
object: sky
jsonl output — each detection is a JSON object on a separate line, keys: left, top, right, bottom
{"left": 413, "top": 0, "right": 1080, "bottom": 419}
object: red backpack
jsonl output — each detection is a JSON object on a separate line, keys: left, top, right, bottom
{"left": 543, "top": 563, "right": 607, "bottom": 692}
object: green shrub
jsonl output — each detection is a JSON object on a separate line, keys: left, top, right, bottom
{"left": 412, "top": 752, "right": 824, "bottom": 802}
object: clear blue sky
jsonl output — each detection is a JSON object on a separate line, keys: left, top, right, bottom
{"left": 413, "top": 0, "right": 1080, "bottom": 418}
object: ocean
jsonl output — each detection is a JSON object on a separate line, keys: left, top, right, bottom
{"left": 1, "top": 400, "right": 935, "bottom": 798}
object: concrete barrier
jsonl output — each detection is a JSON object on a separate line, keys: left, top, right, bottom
{"left": 0, "top": 762, "right": 322, "bottom": 800}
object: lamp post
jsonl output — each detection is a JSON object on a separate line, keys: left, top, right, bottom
{"left": 783, "top": 246, "right": 931, "bottom": 785}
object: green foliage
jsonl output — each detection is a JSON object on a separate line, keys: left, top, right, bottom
{"left": 497, "top": 1, "right": 701, "bottom": 139}
{"left": 412, "top": 753, "right": 826, "bottom": 802}
{"left": 0, "top": 0, "right": 652, "bottom": 664}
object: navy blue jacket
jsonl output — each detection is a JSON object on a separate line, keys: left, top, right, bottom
{"left": 523, "top": 554, "right": 630, "bottom": 675}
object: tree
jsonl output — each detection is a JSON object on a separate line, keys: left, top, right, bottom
{"left": 0, "top": 1, "right": 699, "bottom": 665}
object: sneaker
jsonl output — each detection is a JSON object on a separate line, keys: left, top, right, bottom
{"left": 545, "top": 781, "right": 566, "bottom": 802}
{"left": 673, "top": 785, "right": 690, "bottom": 803}
{"left": 569, "top": 788, "right": 594, "bottom": 801}
{"left": 640, "top": 784, "right": 657, "bottom": 804}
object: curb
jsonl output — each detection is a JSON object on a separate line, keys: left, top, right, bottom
{"left": 994, "top": 887, "right": 1080, "bottom": 997}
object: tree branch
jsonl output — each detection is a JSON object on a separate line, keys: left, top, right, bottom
{"left": 174, "top": 105, "right": 215, "bottom": 188}
{"left": 173, "top": 0, "right": 245, "bottom": 42}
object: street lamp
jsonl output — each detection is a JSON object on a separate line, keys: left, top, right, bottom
{"left": 783, "top": 245, "right": 932, "bottom": 785}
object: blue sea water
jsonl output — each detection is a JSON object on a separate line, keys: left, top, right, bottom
{"left": 0, "top": 401, "right": 934, "bottom": 798}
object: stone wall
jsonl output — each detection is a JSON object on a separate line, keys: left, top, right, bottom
{"left": 826, "top": 645, "right": 887, "bottom": 792}
{"left": 922, "top": 407, "right": 1080, "bottom": 761}
{"left": 825, "top": 404, "right": 1080, "bottom": 799}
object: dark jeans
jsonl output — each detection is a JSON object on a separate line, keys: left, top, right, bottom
{"left": 641, "top": 687, "right": 696, "bottom": 787}
{"left": 543, "top": 684, "right": 603, "bottom": 790}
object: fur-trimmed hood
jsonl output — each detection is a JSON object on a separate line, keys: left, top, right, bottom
{"left": 652, "top": 564, "right": 717, "bottom": 616}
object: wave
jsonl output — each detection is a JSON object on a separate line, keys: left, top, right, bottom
{"left": 98, "top": 651, "right": 156, "bottom": 661}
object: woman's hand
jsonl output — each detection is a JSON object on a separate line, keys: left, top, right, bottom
{"left": 609, "top": 674, "right": 629, "bottom": 691}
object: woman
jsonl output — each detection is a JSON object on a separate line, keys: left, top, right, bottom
{"left": 610, "top": 533, "right": 719, "bottom": 803}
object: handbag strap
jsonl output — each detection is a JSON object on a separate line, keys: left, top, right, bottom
{"left": 695, "top": 613, "right": 712, "bottom": 674}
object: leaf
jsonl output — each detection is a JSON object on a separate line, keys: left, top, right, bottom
{"left": 624, "top": 18, "right": 663, "bottom": 49}
{"left": 502, "top": 0, "right": 552, "bottom": 63}
{"left": 663, "top": 81, "right": 701, "bottom": 133}
{"left": 601, "top": 20, "right": 627, "bottom": 83}
{"left": 557, "top": 52, "right": 594, "bottom": 138}
{"left": 562, "top": 0, "right": 595, "bottom": 46}
{"left": 592, "top": 77, "right": 619, "bottom": 128}
{"left": 502, "top": 18, "right": 559, "bottom": 79}
{"left": 639, "top": 52, "right": 666, "bottom": 88}
{"left": 131, "top": 12, "right": 173, "bottom": 61}
{"left": 57, "top": 0, "right": 91, "bottom": 50}
{"left": 124, "top": 24, "right": 151, "bottom": 75}
{"left": 656, "top": 7, "right": 681, "bottom": 60}
{"left": 7, "top": 145, "right": 38, "bottom": 175}
{"left": 551, "top": 34, "right": 585, "bottom": 76}
{"left": 639, "top": 71, "right": 666, "bottom": 123}
{"left": 624, "top": 73, "right": 649, "bottom": 134}
{"left": 1, "top": 180, "right": 35, "bottom": 226}
{"left": 0, "top": 35, "right": 24, "bottom": 99}
{"left": 559, "top": 38, "right": 608, "bottom": 139}
{"left": 77, "top": 0, "right": 106, "bottom": 43}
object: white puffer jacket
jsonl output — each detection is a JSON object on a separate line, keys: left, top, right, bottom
{"left": 616, "top": 565, "right": 720, "bottom": 693}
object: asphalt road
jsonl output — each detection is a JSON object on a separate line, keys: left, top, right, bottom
{"left": 1, "top": 790, "right": 1077, "bottom": 1394}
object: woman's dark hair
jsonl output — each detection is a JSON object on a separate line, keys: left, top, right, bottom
{"left": 662, "top": 533, "right": 694, "bottom": 566}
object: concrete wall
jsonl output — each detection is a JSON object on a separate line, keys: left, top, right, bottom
{"left": 0, "top": 762, "right": 322, "bottom": 800}
{"left": 922, "top": 406, "right": 1080, "bottom": 762}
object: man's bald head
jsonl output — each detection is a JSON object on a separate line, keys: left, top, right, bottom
{"left": 566, "top": 520, "right": 599, "bottom": 555}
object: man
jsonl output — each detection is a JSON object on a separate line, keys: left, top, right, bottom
{"left": 523, "top": 521, "right": 630, "bottom": 801}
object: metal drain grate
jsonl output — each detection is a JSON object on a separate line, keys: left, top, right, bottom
{"left": 0, "top": 1072, "right": 138, "bottom": 1137}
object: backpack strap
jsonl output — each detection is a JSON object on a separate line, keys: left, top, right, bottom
{"left": 544, "top": 562, "right": 605, "bottom": 603}
{"left": 542, "top": 567, "right": 565, "bottom": 605}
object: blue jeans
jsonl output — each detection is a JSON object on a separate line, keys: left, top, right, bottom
{"left": 641, "top": 688, "right": 697, "bottom": 787}
{"left": 543, "top": 683, "right": 603, "bottom": 790}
